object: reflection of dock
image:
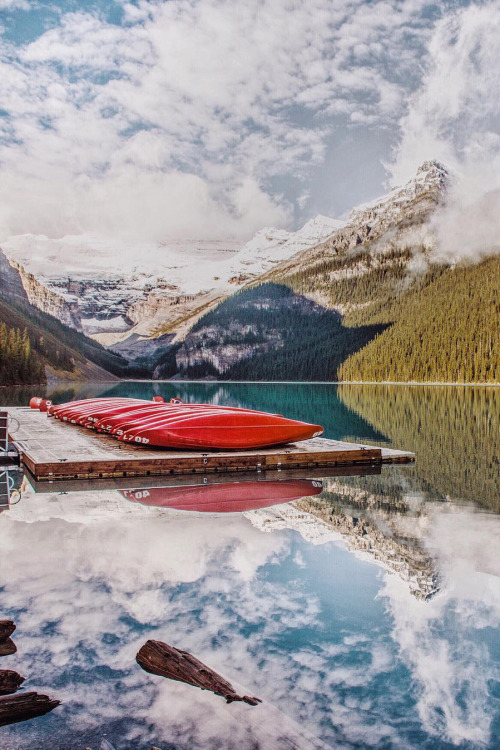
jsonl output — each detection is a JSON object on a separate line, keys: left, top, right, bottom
{"left": 8, "top": 408, "right": 414, "bottom": 482}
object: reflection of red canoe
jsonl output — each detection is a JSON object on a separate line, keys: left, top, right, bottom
{"left": 119, "top": 479, "right": 323, "bottom": 513}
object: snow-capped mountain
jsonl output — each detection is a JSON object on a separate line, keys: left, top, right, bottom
{"left": 261, "top": 161, "right": 450, "bottom": 282}
{"left": 0, "top": 161, "right": 449, "bottom": 362}
{"left": 172, "top": 161, "right": 452, "bottom": 379}
{"left": 0, "top": 214, "right": 343, "bottom": 349}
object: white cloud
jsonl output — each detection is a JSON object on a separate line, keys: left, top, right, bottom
{"left": 382, "top": 504, "right": 500, "bottom": 746}
{"left": 0, "top": 0, "right": 441, "bottom": 241}
{"left": 390, "top": 1, "right": 500, "bottom": 261}
{"left": 0, "top": 0, "right": 29, "bottom": 8}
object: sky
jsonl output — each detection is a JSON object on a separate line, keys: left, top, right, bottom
{"left": 0, "top": 0, "right": 499, "bottom": 243}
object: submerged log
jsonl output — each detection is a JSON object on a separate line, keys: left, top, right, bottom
{"left": 0, "top": 621, "right": 15, "bottom": 643}
{"left": 0, "top": 691, "right": 61, "bottom": 727}
{"left": 0, "top": 669, "right": 25, "bottom": 695}
{"left": 0, "top": 639, "right": 16, "bottom": 657}
{"left": 136, "top": 640, "right": 261, "bottom": 706}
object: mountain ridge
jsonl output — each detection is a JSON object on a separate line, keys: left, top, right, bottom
{"left": 168, "top": 161, "right": 498, "bottom": 383}
{"left": 1, "top": 160, "right": 498, "bottom": 384}
{"left": 0, "top": 214, "right": 344, "bottom": 352}
{"left": 0, "top": 248, "right": 140, "bottom": 385}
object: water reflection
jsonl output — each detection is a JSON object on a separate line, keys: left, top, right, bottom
{"left": 0, "top": 382, "right": 499, "bottom": 749}
{"left": 3, "top": 381, "right": 497, "bottom": 511}
{"left": 338, "top": 384, "right": 500, "bottom": 511}
{"left": 0, "top": 466, "right": 498, "bottom": 749}
{"left": 119, "top": 478, "right": 323, "bottom": 513}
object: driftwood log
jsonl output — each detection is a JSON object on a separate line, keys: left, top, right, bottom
{"left": 0, "top": 620, "right": 16, "bottom": 643}
{"left": 0, "top": 692, "right": 61, "bottom": 727}
{"left": 0, "top": 639, "right": 16, "bottom": 657}
{"left": 136, "top": 640, "right": 261, "bottom": 706}
{"left": 0, "top": 669, "right": 25, "bottom": 695}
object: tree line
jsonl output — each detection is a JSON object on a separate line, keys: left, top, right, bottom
{"left": 0, "top": 323, "right": 45, "bottom": 385}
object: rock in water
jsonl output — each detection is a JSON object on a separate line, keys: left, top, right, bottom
{"left": 0, "top": 670, "right": 25, "bottom": 695}
{"left": 0, "top": 621, "right": 16, "bottom": 643}
{"left": 136, "top": 640, "right": 261, "bottom": 706}
{"left": 0, "top": 639, "right": 16, "bottom": 658}
{"left": 0, "top": 692, "right": 61, "bottom": 726}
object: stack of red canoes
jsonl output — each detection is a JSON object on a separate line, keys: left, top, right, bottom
{"left": 30, "top": 396, "right": 323, "bottom": 450}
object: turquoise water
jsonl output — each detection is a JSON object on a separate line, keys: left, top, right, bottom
{"left": 0, "top": 383, "right": 499, "bottom": 749}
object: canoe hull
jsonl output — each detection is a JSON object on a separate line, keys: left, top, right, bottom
{"left": 40, "top": 397, "right": 324, "bottom": 450}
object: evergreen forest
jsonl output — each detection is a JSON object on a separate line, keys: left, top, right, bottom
{"left": 175, "top": 254, "right": 499, "bottom": 384}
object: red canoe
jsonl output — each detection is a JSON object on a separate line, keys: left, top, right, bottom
{"left": 36, "top": 397, "right": 323, "bottom": 450}
{"left": 118, "top": 409, "right": 323, "bottom": 449}
{"left": 119, "top": 479, "right": 323, "bottom": 513}
{"left": 107, "top": 404, "right": 263, "bottom": 436}
{"left": 51, "top": 398, "right": 145, "bottom": 422}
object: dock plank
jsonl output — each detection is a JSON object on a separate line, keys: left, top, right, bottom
{"left": 7, "top": 408, "right": 414, "bottom": 481}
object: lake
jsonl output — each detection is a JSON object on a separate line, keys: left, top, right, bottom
{"left": 0, "top": 382, "right": 499, "bottom": 750}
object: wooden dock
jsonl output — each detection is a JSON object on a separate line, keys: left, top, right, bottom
{"left": 7, "top": 408, "right": 414, "bottom": 482}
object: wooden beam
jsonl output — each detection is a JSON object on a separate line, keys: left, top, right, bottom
{"left": 137, "top": 640, "right": 261, "bottom": 706}
{"left": 0, "top": 692, "right": 60, "bottom": 727}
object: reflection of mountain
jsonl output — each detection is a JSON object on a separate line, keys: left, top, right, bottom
{"left": 339, "top": 385, "right": 500, "bottom": 511}
{"left": 245, "top": 472, "right": 439, "bottom": 600}
{"left": 245, "top": 503, "right": 341, "bottom": 546}
{"left": 294, "top": 477, "right": 439, "bottom": 600}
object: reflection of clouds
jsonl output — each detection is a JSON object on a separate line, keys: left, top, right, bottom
{"left": 1, "top": 491, "right": 499, "bottom": 748}
{"left": 1, "top": 493, "right": 335, "bottom": 749}
{"left": 381, "top": 505, "right": 500, "bottom": 747}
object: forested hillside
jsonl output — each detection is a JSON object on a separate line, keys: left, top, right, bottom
{"left": 338, "top": 384, "right": 500, "bottom": 511}
{"left": 338, "top": 257, "right": 500, "bottom": 383}
{"left": 172, "top": 283, "right": 387, "bottom": 381}
{"left": 0, "top": 251, "right": 147, "bottom": 384}
{"left": 171, "top": 161, "right": 500, "bottom": 384}
{"left": 0, "top": 296, "right": 135, "bottom": 385}
{"left": 172, "top": 254, "right": 499, "bottom": 383}
{"left": 0, "top": 320, "right": 45, "bottom": 385}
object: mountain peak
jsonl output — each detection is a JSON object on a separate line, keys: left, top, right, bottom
{"left": 416, "top": 159, "right": 450, "bottom": 177}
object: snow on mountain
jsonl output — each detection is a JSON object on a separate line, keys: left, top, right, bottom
{"left": 261, "top": 161, "right": 451, "bottom": 284}
{"left": 0, "top": 214, "right": 344, "bottom": 345}
{"left": 348, "top": 160, "right": 450, "bottom": 227}
{"left": 0, "top": 161, "right": 450, "bottom": 359}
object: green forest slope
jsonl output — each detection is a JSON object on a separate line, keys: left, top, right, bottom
{"left": 0, "top": 295, "right": 140, "bottom": 385}
{"left": 174, "top": 254, "right": 499, "bottom": 383}
{"left": 338, "top": 256, "right": 500, "bottom": 383}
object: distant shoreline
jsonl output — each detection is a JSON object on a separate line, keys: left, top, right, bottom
{"left": 3, "top": 380, "right": 499, "bottom": 389}
{"left": 125, "top": 379, "right": 500, "bottom": 387}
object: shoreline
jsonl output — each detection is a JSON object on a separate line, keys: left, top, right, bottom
{"left": 123, "top": 379, "right": 500, "bottom": 387}
{"left": 2, "top": 380, "right": 499, "bottom": 389}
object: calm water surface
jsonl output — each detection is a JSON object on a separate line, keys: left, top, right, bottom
{"left": 0, "top": 383, "right": 499, "bottom": 750}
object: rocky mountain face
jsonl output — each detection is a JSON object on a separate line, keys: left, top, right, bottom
{"left": 0, "top": 216, "right": 342, "bottom": 357}
{"left": 171, "top": 161, "right": 453, "bottom": 380}
{"left": 264, "top": 161, "right": 450, "bottom": 307}
{"left": 0, "top": 247, "right": 29, "bottom": 305}
{"left": 275, "top": 162, "right": 448, "bottom": 270}
{"left": 8, "top": 259, "right": 82, "bottom": 329}
{"left": 0, "top": 248, "right": 127, "bottom": 383}
{"left": 294, "top": 480, "right": 439, "bottom": 600}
